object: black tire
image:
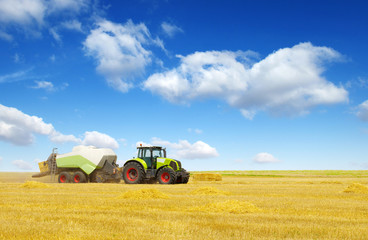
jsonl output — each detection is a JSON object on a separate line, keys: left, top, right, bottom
{"left": 157, "top": 167, "right": 177, "bottom": 184}
{"left": 182, "top": 175, "right": 189, "bottom": 184}
{"left": 123, "top": 162, "right": 145, "bottom": 184}
{"left": 72, "top": 171, "right": 87, "bottom": 183}
{"left": 182, "top": 168, "right": 190, "bottom": 184}
{"left": 58, "top": 171, "right": 71, "bottom": 183}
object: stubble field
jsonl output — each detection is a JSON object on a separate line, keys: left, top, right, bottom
{"left": 0, "top": 170, "right": 368, "bottom": 240}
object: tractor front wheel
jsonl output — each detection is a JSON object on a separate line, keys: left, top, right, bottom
{"left": 157, "top": 167, "right": 177, "bottom": 184}
{"left": 58, "top": 172, "right": 71, "bottom": 183}
{"left": 123, "top": 162, "right": 145, "bottom": 184}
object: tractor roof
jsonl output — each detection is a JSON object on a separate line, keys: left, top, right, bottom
{"left": 137, "top": 146, "right": 164, "bottom": 150}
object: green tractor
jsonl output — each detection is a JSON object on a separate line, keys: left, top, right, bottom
{"left": 122, "top": 145, "right": 190, "bottom": 184}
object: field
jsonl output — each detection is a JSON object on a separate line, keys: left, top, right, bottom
{"left": 0, "top": 171, "right": 368, "bottom": 240}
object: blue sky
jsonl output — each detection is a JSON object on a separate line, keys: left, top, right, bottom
{"left": 0, "top": 0, "right": 368, "bottom": 172}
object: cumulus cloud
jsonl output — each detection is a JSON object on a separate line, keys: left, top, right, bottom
{"left": 82, "top": 19, "right": 168, "bottom": 91}
{"left": 0, "top": 0, "right": 90, "bottom": 40}
{"left": 356, "top": 100, "right": 368, "bottom": 121}
{"left": 83, "top": 19, "right": 157, "bottom": 92}
{"left": 0, "top": 104, "right": 79, "bottom": 145}
{"left": 144, "top": 42, "right": 348, "bottom": 118}
{"left": 253, "top": 152, "right": 280, "bottom": 163}
{"left": 0, "top": 104, "right": 54, "bottom": 145}
{"left": 12, "top": 159, "right": 33, "bottom": 170}
{"left": 146, "top": 137, "right": 219, "bottom": 159}
{"left": 0, "top": 0, "right": 46, "bottom": 26}
{"left": 161, "top": 22, "right": 183, "bottom": 38}
{"left": 0, "top": 104, "right": 119, "bottom": 148}
{"left": 81, "top": 131, "right": 119, "bottom": 149}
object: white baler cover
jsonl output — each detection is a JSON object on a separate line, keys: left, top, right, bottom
{"left": 56, "top": 145, "right": 116, "bottom": 166}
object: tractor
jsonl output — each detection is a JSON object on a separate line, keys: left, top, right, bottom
{"left": 122, "top": 145, "right": 190, "bottom": 184}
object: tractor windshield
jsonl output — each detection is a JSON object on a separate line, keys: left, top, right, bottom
{"left": 152, "top": 149, "right": 163, "bottom": 158}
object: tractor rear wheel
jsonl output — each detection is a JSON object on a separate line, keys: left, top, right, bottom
{"left": 123, "top": 162, "right": 145, "bottom": 184}
{"left": 157, "top": 167, "right": 177, "bottom": 184}
{"left": 72, "top": 171, "right": 87, "bottom": 183}
{"left": 58, "top": 172, "right": 71, "bottom": 183}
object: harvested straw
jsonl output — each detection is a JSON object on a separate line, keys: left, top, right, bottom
{"left": 191, "top": 186, "right": 229, "bottom": 195}
{"left": 117, "top": 188, "right": 170, "bottom": 199}
{"left": 343, "top": 183, "right": 368, "bottom": 194}
{"left": 192, "top": 173, "right": 222, "bottom": 181}
{"left": 20, "top": 181, "right": 50, "bottom": 189}
{"left": 190, "top": 200, "right": 260, "bottom": 214}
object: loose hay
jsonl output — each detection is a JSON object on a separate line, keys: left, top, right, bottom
{"left": 117, "top": 188, "right": 169, "bottom": 199}
{"left": 192, "top": 173, "right": 222, "bottom": 181}
{"left": 343, "top": 183, "right": 368, "bottom": 194}
{"left": 189, "top": 200, "right": 260, "bottom": 214}
{"left": 191, "top": 186, "right": 229, "bottom": 195}
{"left": 20, "top": 181, "right": 50, "bottom": 189}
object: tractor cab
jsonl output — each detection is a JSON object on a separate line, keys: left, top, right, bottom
{"left": 137, "top": 146, "right": 166, "bottom": 169}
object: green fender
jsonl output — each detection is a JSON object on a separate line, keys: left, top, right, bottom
{"left": 156, "top": 158, "right": 177, "bottom": 170}
{"left": 56, "top": 155, "right": 97, "bottom": 175}
{"left": 124, "top": 158, "right": 148, "bottom": 170}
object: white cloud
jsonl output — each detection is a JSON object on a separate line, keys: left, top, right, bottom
{"left": 49, "top": 27, "right": 61, "bottom": 43}
{"left": 81, "top": 131, "right": 119, "bottom": 149}
{"left": 60, "top": 19, "right": 83, "bottom": 32}
{"left": 0, "top": 104, "right": 77, "bottom": 145}
{"left": 0, "top": 0, "right": 89, "bottom": 39}
{"left": 161, "top": 22, "right": 183, "bottom": 38}
{"left": 0, "top": 104, "right": 119, "bottom": 149}
{"left": 47, "top": 0, "right": 89, "bottom": 14}
{"left": 49, "top": 131, "right": 80, "bottom": 143}
{"left": 144, "top": 42, "right": 348, "bottom": 118}
{"left": 149, "top": 137, "right": 219, "bottom": 160}
{"left": 0, "top": 104, "right": 54, "bottom": 145}
{"left": 0, "top": 0, "right": 46, "bottom": 25}
{"left": 188, "top": 128, "right": 203, "bottom": 134}
{"left": 0, "top": 30, "right": 13, "bottom": 41}
{"left": 31, "top": 80, "right": 69, "bottom": 92}
{"left": 12, "top": 159, "right": 33, "bottom": 170}
{"left": 356, "top": 100, "right": 368, "bottom": 121}
{"left": 0, "top": 156, "right": 2, "bottom": 162}
{"left": 32, "top": 81, "right": 55, "bottom": 91}
{"left": 0, "top": 69, "right": 32, "bottom": 83}
{"left": 253, "top": 152, "right": 280, "bottom": 163}
{"left": 83, "top": 19, "right": 158, "bottom": 92}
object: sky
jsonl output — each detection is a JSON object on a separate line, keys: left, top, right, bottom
{"left": 0, "top": 0, "right": 368, "bottom": 172}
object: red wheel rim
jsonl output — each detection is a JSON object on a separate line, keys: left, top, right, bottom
{"left": 74, "top": 175, "right": 80, "bottom": 183}
{"left": 60, "top": 175, "right": 66, "bottom": 183}
{"left": 161, "top": 172, "right": 170, "bottom": 183}
{"left": 127, "top": 168, "right": 138, "bottom": 181}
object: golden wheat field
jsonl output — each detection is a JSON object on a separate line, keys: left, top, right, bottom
{"left": 0, "top": 171, "right": 368, "bottom": 240}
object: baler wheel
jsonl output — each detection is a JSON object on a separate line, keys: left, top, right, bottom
{"left": 58, "top": 172, "right": 71, "bottom": 183}
{"left": 157, "top": 167, "right": 177, "bottom": 184}
{"left": 72, "top": 171, "right": 87, "bottom": 183}
{"left": 123, "top": 162, "right": 145, "bottom": 184}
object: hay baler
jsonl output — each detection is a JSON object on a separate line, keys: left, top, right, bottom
{"left": 32, "top": 145, "right": 121, "bottom": 183}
